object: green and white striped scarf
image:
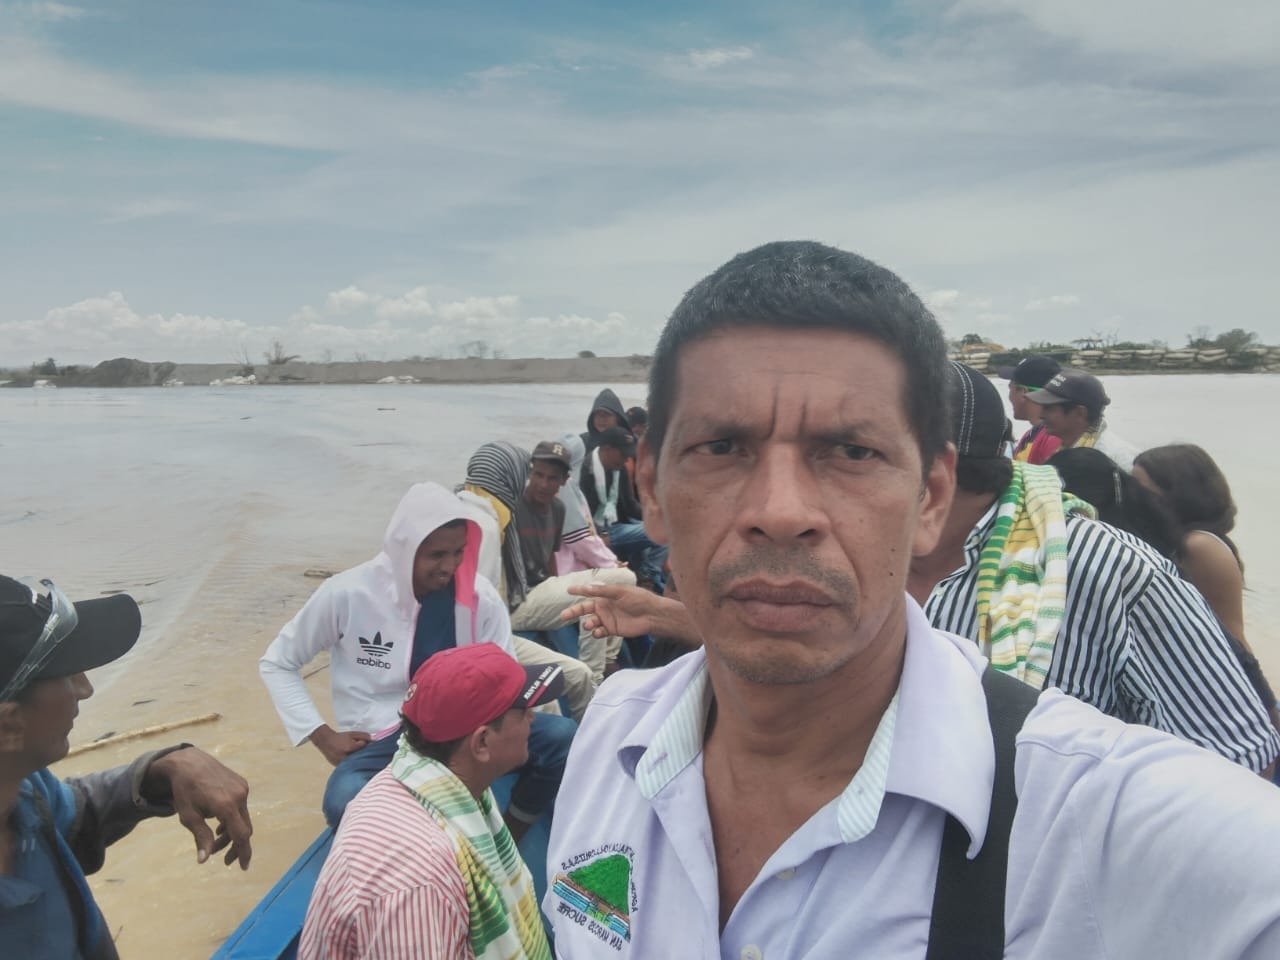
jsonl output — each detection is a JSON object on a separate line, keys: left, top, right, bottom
{"left": 976, "top": 462, "right": 1096, "bottom": 688}
{"left": 389, "top": 738, "right": 552, "bottom": 960}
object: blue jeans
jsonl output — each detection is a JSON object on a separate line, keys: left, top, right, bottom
{"left": 608, "top": 521, "right": 669, "bottom": 590}
{"left": 321, "top": 712, "right": 578, "bottom": 826}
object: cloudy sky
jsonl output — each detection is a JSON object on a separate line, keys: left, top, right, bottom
{"left": 1, "top": 0, "right": 1277, "bottom": 366}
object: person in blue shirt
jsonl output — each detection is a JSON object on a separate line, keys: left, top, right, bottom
{"left": 0, "top": 574, "right": 254, "bottom": 960}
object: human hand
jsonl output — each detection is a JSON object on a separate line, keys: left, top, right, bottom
{"left": 145, "top": 747, "right": 253, "bottom": 870}
{"left": 562, "top": 582, "right": 700, "bottom": 646}
{"left": 310, "top": 725, "right": 372, "bottom": 767}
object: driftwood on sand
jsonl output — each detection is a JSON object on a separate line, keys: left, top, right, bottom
{"left": 68, "top": 712, "right": 222, "bottom": 756}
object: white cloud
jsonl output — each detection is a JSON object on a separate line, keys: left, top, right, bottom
{"left": 7, "top": 2, "right": 87, "bottom": 22}
{"left": 687, "top": 46, "right": 755, "bottom": 70}
{"left": 0, "top": 292, "right": 249, "bottom": 364}
{"left": 948, "top": 0, "right": 1280, "bottom": 68}
{"left": 925, "top": 289, "right": 961, "bottom": 310}
{"left": 324, "top": 286, "right": 375, "bottom": 314}
{"left": 1025, "top": 294, "right": 1081, "bottom": 310}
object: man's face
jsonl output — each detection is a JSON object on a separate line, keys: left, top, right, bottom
{"left": 1007, "top": 382, "right": 1038, "bottom": 422}
{"left": 412, "top": 524, "right": 468, "bottom": 597}
{"left": 598, "top": 445, "right": 627, "bottom": 471}
{"left": 483, "top": 706, "right": 534, "bottom": 774}
{"left": 637, "top": 328, "right": 955, "bottom": 685}
{"left": 1038, "top": 402, "right": 1086, "bottom": 441}
{"left": 592, "top": 409, "right": 621, "bottom": 433}
{"left": 526, "top": 460, "right": 568, "bottom": 507}
{"left": 14, "top": 673, "right": 94, "bottom": 767}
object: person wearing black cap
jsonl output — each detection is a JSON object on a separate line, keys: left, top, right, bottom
{"left": 910, "top": 364, "right": 1278, "bottom": 775}
{"left": 997, "top": 355, "right": 1063, "bottom": 465}
{"left": 509, "top": 440, "right": 636, "bottom": 685}
{"left": 1027, "top": 369, "right": 1137, "bottom": 469}
{"left": 0, "top": 575, "right": 253, "bottom": 960}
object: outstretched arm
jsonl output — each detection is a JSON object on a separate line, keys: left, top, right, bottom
{"left": 563, "top": 582, "right": 702, "bottom": 647}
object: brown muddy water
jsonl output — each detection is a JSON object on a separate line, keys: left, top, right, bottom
{"left": 3, "top": 375, "right": 1279, "bottom": 957}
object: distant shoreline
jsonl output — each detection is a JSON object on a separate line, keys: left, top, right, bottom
{"left": 1, "top": 355, "right": 654, "bottom": 388}
{"left": 3, "top": 347, "right": 1279, "bottom": 388}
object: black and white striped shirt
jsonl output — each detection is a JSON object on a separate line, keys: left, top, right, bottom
{"left": 924, "top": 505, "right": 1280, "bottom": 772}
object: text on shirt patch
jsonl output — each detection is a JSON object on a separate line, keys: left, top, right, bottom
{"left": 552, "top": 844, "right": 636, "bottom": 950}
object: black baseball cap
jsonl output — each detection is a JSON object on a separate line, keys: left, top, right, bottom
{"left": 531, "top": 440, "right": 572, "bottom": 473}
{"left": 597, "top": 426, "right": 637, "bottom": 455}
{"left": 997, "top": 355, "right": 1061, "bottom": 388}
{"left": 1026, "top": 370, "right": 1110, "bottom": 416}
{"left": 0, "top": 575, "right": 141, "bottom": 700}
{"left": 947, "top": 361, "right": 1011, "bottom": 459}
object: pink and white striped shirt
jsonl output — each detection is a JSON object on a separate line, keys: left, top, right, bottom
{"left": 300, "top": 768, "right": 475, "bottom": 960}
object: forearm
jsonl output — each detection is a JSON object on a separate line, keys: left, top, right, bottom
{"left": 64, "top": 744, "right": 190, "bottom": 873}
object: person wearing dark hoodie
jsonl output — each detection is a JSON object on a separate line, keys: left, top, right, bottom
{"left": 580, "top": 388, "right": 630, "bottom": 453}
{"left": 581, "top": 426, "right": 668, "bottom": 590}
{"left": 259, "top": 482, "right": 576, "bottom": 832}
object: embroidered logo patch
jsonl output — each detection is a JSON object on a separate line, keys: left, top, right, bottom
{"left": 551, "top": 844, "right": 636, "bottom": 950}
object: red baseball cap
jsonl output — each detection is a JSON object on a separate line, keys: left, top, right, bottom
{"left": 402, "top": 643, "right": 566, "bottom": 742}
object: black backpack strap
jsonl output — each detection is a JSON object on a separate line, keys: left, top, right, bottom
{"left": 925, "top": 668, "right": 1039, "bottom": 960}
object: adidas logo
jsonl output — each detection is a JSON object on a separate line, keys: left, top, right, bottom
{"left": 356, "top": 632, "right": 394, "bottom": 670}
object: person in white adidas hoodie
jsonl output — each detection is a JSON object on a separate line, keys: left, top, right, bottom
{"left": 259, "top": 482, "right": 576, "bottom": 828}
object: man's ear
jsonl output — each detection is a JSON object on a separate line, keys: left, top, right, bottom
{"left": 636, "top": 438, "right": 668, "bottom": 545}
{"left": 467, "top": 725, "right": 493, "bottom": 764}
{"left": 0, "top": 702, "right": 26, "bottom": 754}
{"left": 912, "top": 443, "right": 958, "bottom": 558}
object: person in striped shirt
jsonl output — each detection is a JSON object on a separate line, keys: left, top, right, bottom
{"left": 908, "top": 363, "right": 1279, "bottom": 774}
{"left": 301, "top": 643, "right": 564, "bottom": 960}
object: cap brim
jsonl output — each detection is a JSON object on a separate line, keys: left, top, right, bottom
{"left": 531, "top": 454, "right": 571, "bottom": 473}
{"left": 36, "top": 594, "right": 141, "bottom": 681}
{"left": 1025, "top": 388, "right": 1069, "bottom": 405}
{"left": 515, "top": 663, "right": 567, "bottom": 709}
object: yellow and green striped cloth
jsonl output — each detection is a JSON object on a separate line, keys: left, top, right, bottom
{"left": 975, "top": 462, "right": 1096, "bottom": 688}
{"left": 391, "top": 738, "right": 552, "bottom": 960}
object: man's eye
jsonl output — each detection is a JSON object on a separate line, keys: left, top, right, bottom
{"left": 839, "top": 444, "right": 876, "bottom": 461}
{"left": 699, "top": 438, "right": 737, "bottom": 455}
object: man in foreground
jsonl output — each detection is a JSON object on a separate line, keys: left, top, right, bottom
{"left": 259, "top": 482, "right": 574, "bottom": 831}
{"left": 914, "top": 363, "right": 1278, "bottom": 772}
{"left": 544, "top": 241, "right": 1280, "bottom": 958}
{"left": 300, "top": 643, "right": 561, "bottom": 960}
{"left": 1, "top": 575, "right": 253, "bottom": 959}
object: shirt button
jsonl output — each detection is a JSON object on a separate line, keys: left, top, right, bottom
{"left": 776, "top": 868, "right": 796, "bottom": 880}
{"left": 741, "top": 946, "right": 763, "bottom": 960}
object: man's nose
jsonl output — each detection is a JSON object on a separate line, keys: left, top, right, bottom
{"left": 735, "top": 445, "right": 827, "bottom": 544}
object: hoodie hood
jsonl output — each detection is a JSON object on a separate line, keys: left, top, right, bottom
{"left": 379, "top": 482, "right": 482, "bottom": 616}
{"left": 585, "top": 388, "right": 631, "bottom": 438}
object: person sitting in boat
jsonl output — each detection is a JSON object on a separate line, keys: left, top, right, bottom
{"left": 300, "top": 643, "right": 560, "bottom": 960}
{"left": 258, "top": 482, "right": 576, "bottom": 832}
{"left": 1026, "top": 368, "right": 1138, "bottom": 469}
{"left": 579, "top": 387, "right": 630, "bottom": 454}
{"left": 461, "top": 441, "right": 633, "bottom": 687}
{"left": 0, "top": 575, "right": 253, "bottom": 960}
{"left": 580, "top": 426, "right": 669, "bottom": 593}
{"left": 997, "top": 354, "right": 1062, "bottom": 465}
{"left": 912, "top": 363, "right": 1278, "bottom": 774}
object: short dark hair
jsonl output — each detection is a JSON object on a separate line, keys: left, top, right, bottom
{"left": 625, "top": 406, "right": 648, "bottom": 427}
{"left": 400, "top": 711, "right": 507, "bottom": 764}
{"left": 646, "top": 241, "right": 950, "bottom": 467}
{"left": 955, "top": 456, "right": 1013, "bottom": 495}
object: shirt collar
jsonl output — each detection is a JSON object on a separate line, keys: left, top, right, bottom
{"left": 964, "top": 501, "right": 1000, "bottom": 556}
{"left": 618, "top": 597, "right": 995, "bottom": 857}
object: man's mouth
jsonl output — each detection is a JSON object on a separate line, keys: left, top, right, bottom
{"left": 723, "top": 579, "right": 837, "bottom": 632}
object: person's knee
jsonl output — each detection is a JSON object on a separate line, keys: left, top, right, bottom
{"left": 530, "top": 713, "right": 577, "bottom": 767}
{"left": 322, "top": 769, "right": 363, "bottom": 826}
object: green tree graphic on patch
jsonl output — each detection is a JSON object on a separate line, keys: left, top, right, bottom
{"left": 569, "top": 854, "right": 631, "bottom": 914}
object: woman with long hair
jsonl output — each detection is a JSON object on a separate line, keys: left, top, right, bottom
{"left": 1132, "top": 444, "right": 1246, "bottom": 645}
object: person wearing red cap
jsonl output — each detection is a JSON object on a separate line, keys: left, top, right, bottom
{"left": 300, "top": 644, "right": 563, "bottom": 960}
{"left": 0, "top": 575, "right": 253, "bottom": 960}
